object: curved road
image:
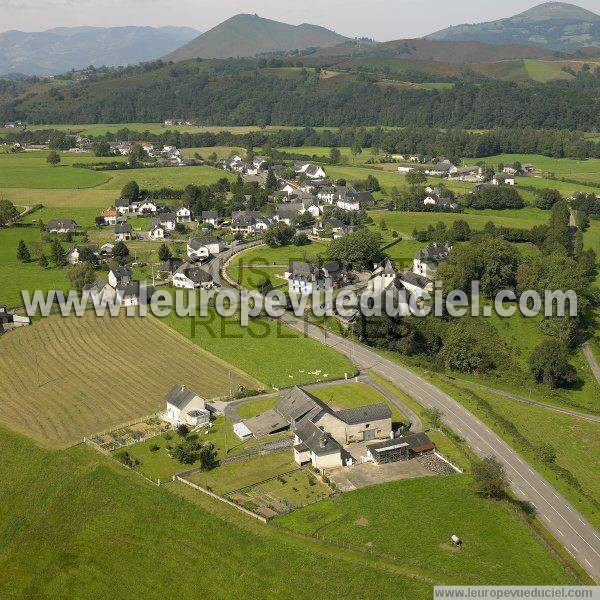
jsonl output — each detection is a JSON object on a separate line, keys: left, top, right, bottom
{"left": 210, "top": 243, "right": 600, "bottom": 583}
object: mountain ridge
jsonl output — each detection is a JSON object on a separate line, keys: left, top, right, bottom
{"left": 426, "top": 2, "right": 600, "bottom": 51}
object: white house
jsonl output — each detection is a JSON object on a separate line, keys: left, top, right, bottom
{"left": 285, "top": 261, "right": 328, "bottom": 295}
{"left": 399, "top": 271, "right": 434, "bottom": 299}
{"left": 148, "top": 224, "right": 165, "bottom": 240}
{"left": 201, "top": 211, "right": 219, "bottom": 227}
{"left": 172, "top": 263, "right": 213, "bottom": 289}
{"left": 280, "top": 183, "right": 297, "bottom": 197}
{"left": 67, "top": 245, "right": 100, "bottom": 265}
{"left": 397, "top": 165, "right": 415, "bottom": 174}
{"left": 336, "top": 189, "right": 375, "bottom": 212}
{"left": 293, "top": 419, "right": 343, "bottom": 470}
{"left": 115, "top": 223, "right": 133, "bottom": 242}
{"left": 413, "top": 243, "right": 452, "bottom": 279}
{"left": 108, "top": 266, "right": 132, "bottom": 289}
{"left": 100, "top": 210, "right": 118, "bottom": 226}
{"left": 82, "top": 277, "right": 110, "bottom": 303}
{"left": 176, "top": 206, "right": 192, "bottom": 223}
{"left": 47, "top": 219, "right": 77, "bottom": 234}
{"left": 156, "top": 213, "right": 177, "bottom": 231}
{"left": 368, "top": 259, "right": 397, "bottom": 293}
{"left": 138, "top": 200, "right": 159, "bottom": 214}
{"left": 164, "top": 384, "right": 211, "bottom": 427}
{"left": 187, "top": 236, "right": 226, "bottom": 261}
{"left": 295, "top": 163, "right": 327, "bottom": 180}
{"left": 316, "top": 186, "right": 336, "bottom": 204}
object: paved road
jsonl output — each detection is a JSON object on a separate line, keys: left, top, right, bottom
{"left": 582, "top": 343, "right": 600, "bottom": 386}
{"left": 210, "top": 243, "right": 600, "bottom": 582}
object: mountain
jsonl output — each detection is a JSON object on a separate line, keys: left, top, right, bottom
{"left": 164, "top": 13, "right": 349, "bottom": 61}
{"left": 426, "top": 2, "right": 600, "bottom": 51}
{"left": 0, "top": 26, "right": 201, "bottom": 76}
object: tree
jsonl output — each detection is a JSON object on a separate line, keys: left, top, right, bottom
{"left": 130, "top": 143, "right": 147, "bottom": 163}
{"left": 78, "top": 246, "right": 99, "bottom": 267}
{"left": 424, "top": 407, "right": 442, "bottom": 428}
{"left": 264, "top": 222, "right": 295, "bottom": 248}
{"left": 258, "top": 277, "right": 274, "bottom": 295}
{"left": 535, "top": 188, "right": 563, "bottom": 210}
{"left": 0, "top": 199, "right": 19, "bottom": 226}
{"left": 49, "top": 239, "right": 67, "bottom": 267}
{"left": 472, "top": 456, "right": 507, "bottom": 500}
{"left": 92, "top": 140, "right": 111, "bottom": 157}
{"left": 46, "top": 151, "right": 61, "bottom": 165}
{"left": 198, "top": 443, "right": 217, "bottom": 471}
{"left": 158, "top": 243, "right": 172, "bottom": 262}
{"left": 265, "top": 168, "right": 278, "bottom": 192}
{"left": 172, "top": 438, "right": 202, "bottom": 464}
{"left": 38, "top": 254, "right": 49, "bottom": 268}
{"left": 16, "top": 240, "right": 31, "bottom": 262}
{"left": 327, "top": 229, "right": 384, "bottom": 269}
{"left": 406, "top": 169, "right": 426, "bottom": 185}
{"left": 330, "top": 147, "right": 341, "bottom": 163}
{"left": 529, "top": 341, "right": 577, "bottom": 389}
{"left": 112, "top": 241, "right": 130, "bottom": 262}
{"left": 294, "top": 233, "right": 310, "bottom": 246}
{"left": 121, "top": 180, "right": 139, "bottom": 200}
{"left": 67, "top": 263, "right": 96, "bottom": 292}
{"left": 365, "top": 174, "right": 380, "bottom": 192}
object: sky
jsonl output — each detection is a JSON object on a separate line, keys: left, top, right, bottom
{"left": 1, "top": 0, "right": 599, "bottom": 39}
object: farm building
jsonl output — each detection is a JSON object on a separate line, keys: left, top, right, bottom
{"left": 163, "top": 384, "right": 211, "bottom": 427}
{"left": 366, "top": 433, "right": 435, "bottom": 465}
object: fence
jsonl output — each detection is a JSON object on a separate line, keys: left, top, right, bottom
{"left": 434, "top": 451, "right": 463, "bottom": 474}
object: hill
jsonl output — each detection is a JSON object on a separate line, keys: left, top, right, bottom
{"left": 164, "top": 13, "right": 349, "bottom": 61}
{"left": 0, "top": 26, "right": 200, "bottom": 76}
{"left": 426, "top": 2, "right": 600, "bottom": 51}
{"left": 318, "top": 38, "right": 557, "bottom": 62}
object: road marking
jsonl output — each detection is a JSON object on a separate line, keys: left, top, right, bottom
{"left": 565, "top": 505, "right": 572, "bottom": 512}
{"left": 585, "top": 559, "right": 593, "bottom": 567}
{"left": 557, "top": 529, "right": 564, "bottom": 537}
{"left": 572, "top": 545, "right": 579, "bottom": 553}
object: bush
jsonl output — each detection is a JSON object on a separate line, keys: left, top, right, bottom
{"left": 176, "top": 424, "right": 190, "bottom": 437}
{"left": 149, "top": 444, "right": 160, "bottom": 452}
{"left": 529, "top": 341, "right": 577, "bottom": 389}
{"left": 471, "top": 456, "right": 507, "bottom": 499}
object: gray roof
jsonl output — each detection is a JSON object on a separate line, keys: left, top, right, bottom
{"left": 82, "top": 277, "right": 107, "bottom": 293}
{"left": 335, "top": 403, "right": 392, "bottom": 425}
{"left": 176, "top": 264, "right": 213, "bottom": 284}
{"left": 47, "top": 219, "right": 77, "bottom": 230}
{"left": 158, "top": 259, "right": 183, "bottom": 273}
{"left": 416, "top": 243, "right": 451, "bottom": 263}
{"left": 275, "top": 387, "right": 326, "bottom": 423}
{"left": 243, "top": 409, "right": 289, "bottom": 438}
{"left": 188, "top": 236, "right": 221, "bottom": 250}
{"left": 115, "top": 223, "right": 132, "bottom": 234}
{"left": 294, "top": 418, "right": 342, "bottom": 456}
{"left": 165, "top": 384, "right": 202, "bottom": 410}
{"left": 368, "top": 432, "right": 435, "bottom": 454}
{"left": 202, "top": 211, "right": 218, "bottom": 219}
{"left": 400, "top": 271, "right": 431, "bottom": 288}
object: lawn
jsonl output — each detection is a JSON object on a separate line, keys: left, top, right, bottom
{"left": 277, "top": 475, "right": 579, "bottom": 585}
{"left": 187, "top": 449, "right": 297, "bottom": 495}
{"left": 0, "top": 225, "right": 71, "bottom": 307}
{"left": 180, "top": 146, "right": 243, "bottom": 160}
{"left": 236, "top": 395, "right": 280, "bottom": 419}
{"left": 0, "top": 426, "right": 431, "bottom": 598}
{"left": 161, "top": 309, "right": 356, "bottom": 389}
{"left": 113, "top": 417, "right": 287, "bottom": 480}
{"left": 310, "top": 382, "right": 407, "bottom": 425}
{"left": 380, "top": 238, "right": 423, "bottom": 270}
{"left": 0, "top": 313, "right": 257, "bottom": 447}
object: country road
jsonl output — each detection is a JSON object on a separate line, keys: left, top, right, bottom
{"left": 209, "top": 243, "right": 600, "bottom": 583}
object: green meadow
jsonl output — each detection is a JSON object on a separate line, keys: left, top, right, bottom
{"left": 277, "top": 475, "right": 579, "bottom": 585}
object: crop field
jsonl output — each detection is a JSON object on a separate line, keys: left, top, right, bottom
{"left": 0, "top": 313, "right": 258, "bottom": 447}
{"left": 277, "top": 475, "right": 578, "bottom": 585}
{"left": 0, "top": 428, "right": 431, "bottom": 598}
{"left": 310, "top": 382, "right": 407, "bottom": 425}
{"left": 160, "top": 310, "right": 355, "bottom": 389}
{"left": 0, "top": 187, "right": 116, "bottom": 209}
{"left": 368, "top": 207, "right": 549, "bottom": 236}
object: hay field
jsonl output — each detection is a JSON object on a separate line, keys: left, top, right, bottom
{"left": 0, "top": 313, "right": 258, "bottom": 447}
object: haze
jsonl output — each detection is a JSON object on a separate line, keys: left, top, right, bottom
{"left": 3, "top": 0, "right": 599, "bottom": 40}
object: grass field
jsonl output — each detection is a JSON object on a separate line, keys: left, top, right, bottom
{"left": 236, "top": 395, "right": 281, "bottom": 419}
{"left": 277, "top": 475, "right": 578, "bottom": 585}
{"left": 522, "top": 60, "right": 574, "bottom": 83}
{"left": 310, "top": 382, "right": 407, "bottom": 425}
{"left": 161, "top": 310, "right": 356, "bottom": 389}
{"left": 0, "top": 225, "right": 71, "bottom": 307}
{"left": 0, "top": 427, "right": 433, "bottom": 598}
{"left": 0, "top": 314, "right": 257, "bottom": 447}
{"left": 434, "top": 377, "right": 600, "bottom": 529}
{"left": 369, "top": 207, "right": 549, "bottom": 236}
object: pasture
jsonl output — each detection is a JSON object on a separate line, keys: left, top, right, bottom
{"left": 0, "top": 313, "right": 258, "bottom": 447}
{"left": 160, "top": 310, "right": 355, "bottom": 389}
{"left": 0, "top": 428, "right": 431, "bottom": 598}
{"left": 277, "top": 475, "right": 577, "bottom": 585}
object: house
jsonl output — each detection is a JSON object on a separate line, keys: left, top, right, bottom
{"left": 47, "top": 219, "right": 77, "bottom": 233}
{"left": 67, "top": 245, "right": 100, "bottom": 265}
{"left": 164, "top": 384, "right": 211, "bottom": 427}
{"left": 175, "top": 206, "right": 192, "bottom": 223}
{"left": 108, "top": 265, "right": 132, "bottom": 289}
{"left": 137, "top": 200, "right": 159, "bottom": 214}
{"left": 4, "top": 121, "right": 24, "bottom": 129}
{"left": 336, "top": 189, "right": 375, "bottom": 212}
{"left": 448, "top": 165, "right": 483, "bottom": 182}
{"left": 187, "top": 236, "right": 226, "bottom": 261}
{"left": 366, "top": 432, "right": 435, "bottom": 464}
{"left": 115, "top": 281, "right": 142, "bottom": 306}
{"left": 115, "top": 223, "right": 133, "bottom": 242}
{"left": 492, "top": 176, "right": 515, "bottom": 186}
{"left": 148, "top": 224, "right": 165, "bottom": 240}
{"left": 368, "top": 259, "right": 397, "bottom": 293}
{"left": 230, "top": 211, "right": 271, "bottom": 236}
{"left": 280, "top": 183, "right": 297, "bottom": 197}
{"left": 0, "top": 305, "right": 30, "bottom": 333}
{"left": 82, "top": 277, "right": 109, "bottom": 302}
{"left": 115, "top": 197, "right": 137, "bottom": 215}
{"left": 397, "top": 164, "right": 415, "bottom": 174}
{"left": 275, "top": 205, "right": 300, "bottom": 226}
{"left": 172, "top": 263, "right": 214, "bottom": 289}
{"left": 425, "top": 162, "right": 454, "bottom": 177}
{"left": 99, "top": 243, "right": 114, "bottom": 259}
{"left": 295, "top": 163, "right": 327, "bottom": 180}
{"left": 316, "top": 186, "right": 336, "bottom": 204}
{"left": 413, "top": 243, "right": 452, "bottom": 279}
{"left": 399, "top": 271, "right": 434, "bottom": 298}
{"left": 100, "top": 209, "right": 118, "bottom": 226}
{"left": 293, "top": 419, "right": 343, "bottom": 469}
{"left": 225, "top": 155, "right": 246, "bottom": 172}
{"left": 245, "top": 156, "right": 268, "bottom": 176}
{"left": 155, "top": 213, "right": 177, "bottom": 231}
{"left": 285, "top": 261, "right": 327, "bottom": 295}
{"left": 157, "top": 259, "right": 184, "bottom": 279}
{"left": 423, "top": 194, "right": 459, "bottom": 210}
{"left": 201, "top": 211, "right": 219, "bottom": 227}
